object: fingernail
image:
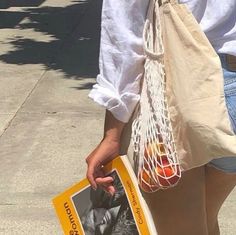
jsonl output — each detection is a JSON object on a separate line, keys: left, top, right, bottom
{"left": 92, "top": 186, "right": 97, "bottom": 191}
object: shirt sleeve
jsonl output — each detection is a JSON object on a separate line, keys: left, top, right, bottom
{"left": 88, "top": 0, "right": 149, "bottom": 123}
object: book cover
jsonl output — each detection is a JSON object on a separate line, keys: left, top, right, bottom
{"left": 52, "top": 155, "right": 157, "bottom": 235}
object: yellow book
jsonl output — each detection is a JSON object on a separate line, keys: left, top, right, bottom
{"left": 52, "top": 155, "right": 157, "bottom": 235}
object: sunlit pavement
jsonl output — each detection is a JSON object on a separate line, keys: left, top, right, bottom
{"left": 0, "top": 0, "right": 235, "bottom": 234}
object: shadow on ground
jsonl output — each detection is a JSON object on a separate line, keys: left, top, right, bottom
{"left": 0, "top": 0, "right": 101, "bottom": 88}
{"left": 0, "top": 0, "right": 46, "bottom": 9}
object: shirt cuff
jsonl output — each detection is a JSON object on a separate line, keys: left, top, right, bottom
{"left": 88, "top": 84, "right": 140, "bottom": 123}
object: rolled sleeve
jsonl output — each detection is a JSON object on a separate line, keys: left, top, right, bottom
{"left": 88, "top": 0, "right": 149, "bottom": 123}
{"left": 88, "top": 75, "right": 141, "bottom": 122}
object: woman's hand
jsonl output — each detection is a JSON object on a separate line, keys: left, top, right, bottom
{"left": 86, "top": 110, "right": 126, "bottom": 196}
{"left": 86, "top": 137, "right": 119, "bottom": 195}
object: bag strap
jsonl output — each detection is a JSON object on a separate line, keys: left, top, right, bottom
{"left": 143, "top": 0, "right": 179, "bottom": 60}
{"left": 159, "top": 0, "right": 178, "bottom": 6}
{"left": 143, "top": 0, "right": 164, "bottom": 60}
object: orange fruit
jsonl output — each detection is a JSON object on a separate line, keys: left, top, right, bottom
{"left": 139, "top": 169, "right": 159, "bottom": 193}
{"left": 141, "top": 169, "right": 151, "bottom": 182}
{"left": 156, "top": 164, "right": 180, "bottom": 187}
{"left": 144, "top": 142, "right": 166, "bottom": 160}
{"left": 157, "top": 155, "right": 170, "bottom": 166}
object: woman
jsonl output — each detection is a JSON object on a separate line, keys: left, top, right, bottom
{"left": 86, "top": 0, "right": 236, "bottom": 234}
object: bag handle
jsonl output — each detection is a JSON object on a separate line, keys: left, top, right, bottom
{"left": 143, "top": 0, "right": 164, "bottom": 60}
{"left": 143, "top": 0, "right": 179, "bottom": 60}
{"left": 159, "top": 0, "right": 178, "bottom": 5}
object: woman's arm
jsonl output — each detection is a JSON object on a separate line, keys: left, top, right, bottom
{"left": 103, "top": 110, "right": 126, "bottom": 143}
{"left": 86, "top": 110, "right": 125, "bottom": 194}
{"left": 89, "top": 0, "right": 149, "bottom": 123}
{"left": 86, "top": 0, "right": 149, "bottom": 195}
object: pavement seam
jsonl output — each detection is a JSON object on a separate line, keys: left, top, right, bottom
{"left": 17, "top": 111, "right": 102, "bottom": 115}
{"left": 0, "top": 0, "right": 94, "bottom": 139}
{"left": 0, "top": 69, "right": 48, "bottom": 139}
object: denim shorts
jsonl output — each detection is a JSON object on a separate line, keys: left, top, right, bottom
{"left": 207, "top": 54, "right": 236, "bottom": 174}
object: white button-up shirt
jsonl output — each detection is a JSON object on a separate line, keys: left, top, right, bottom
{"left": 89, "top": 0, "right": 236, "bottom": 123}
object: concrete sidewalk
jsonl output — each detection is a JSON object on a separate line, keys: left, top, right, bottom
{"left": 0, "top": 0, "right": 235, "bottom": 234}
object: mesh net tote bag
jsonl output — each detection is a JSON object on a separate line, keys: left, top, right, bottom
{"left": 120, "top": 0, "right": 236, "bottom": 193}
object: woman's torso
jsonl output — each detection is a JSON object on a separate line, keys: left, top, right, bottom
{"left": 179, "top": 0, "right": 236, "bottom": 56}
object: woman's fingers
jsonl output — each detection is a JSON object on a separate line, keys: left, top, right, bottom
{"left": 86, "top": 160, "right": 104, "bottom": 190}
{"left": 86, "top": 149, "right": 106, "bottom": 190}
{"left": 87, "top": 167, "right": 116, "bottom": 195}
{"left": 95, "top": 176, "right": 115, "bottom": 196}
{"left": 86, "top": 164, "right": 97, "bottom": 190}
{"left": 95, "top": 176, "right": 114, "bottom": 185}
{"left": 86, "top": 160, "right": 116, "bottom": 195}
{"left": 106, "top": 185, "right": 116, "bottom": 195}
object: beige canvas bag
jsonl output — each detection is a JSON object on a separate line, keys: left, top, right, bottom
{"left": 120, "top": 0, "right": 236, "bottom": 191}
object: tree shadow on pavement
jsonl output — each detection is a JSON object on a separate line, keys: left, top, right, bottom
{"left": 0, "top": 0, "right": 102, "bottom": 88}
{"left": 0, "top": 0, "right": 46, "bottom": 9}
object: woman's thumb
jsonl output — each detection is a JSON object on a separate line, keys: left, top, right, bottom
{"left": 86, "top": 162, "right": 98, "bottom": 190}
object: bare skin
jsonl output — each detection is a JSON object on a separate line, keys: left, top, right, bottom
{"left": 205, "top": 165, "right": 236, "bottom": 235}
{"left": 86, "top": 110, "right": 236, "bottom": 234}
{"left": 143, "top": 165, "right": 208, "bottom": 235}
{"left": 143, "top": 165, "right": 236, "bottom": 235}
{"left": 86, "top": 110, "right": 125, "bottom": 195}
